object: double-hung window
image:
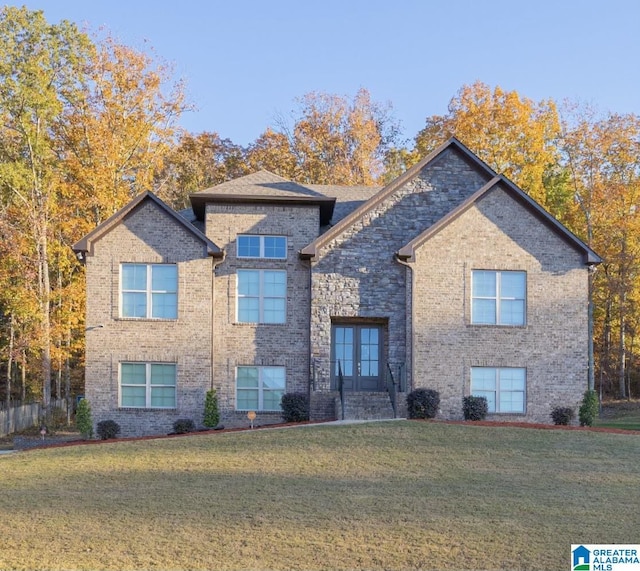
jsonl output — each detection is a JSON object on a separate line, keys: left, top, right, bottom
{"left": 121, "top": 264, "right": 177, "bottom": 319}
{"left": 120, "top": 363, "right": 176, "bottom": 408}
{"left": 237, "top": 270, "right": 286, "bottom": 323}
{"left": 237, "top": 235, "right": 287, "bottom": 259}
{"left": 472, "top": 270, "right": 525, "bottom": 325}
{"left": 236, "top": 366, "right": 285, "bottom": 411}
{"left": 471, "top": 367, "right": 526, "bottom": 413}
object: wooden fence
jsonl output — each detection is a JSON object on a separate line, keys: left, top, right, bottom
{"left": 0, "top": 399, "right": 68, "bottom": 438}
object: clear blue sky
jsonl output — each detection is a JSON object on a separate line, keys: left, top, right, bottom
{"left": 12, "top": 0, "right": 640, "bottom": 146}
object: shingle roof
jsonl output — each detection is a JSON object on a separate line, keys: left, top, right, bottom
{"left": 306, "top": 184, "right": 381, "bottom": 228}
{"left": 189, "top": 170, "right": 380, "bottom": 227}
{"left": 193, "top": 170, "right": 325, "bottom": 198}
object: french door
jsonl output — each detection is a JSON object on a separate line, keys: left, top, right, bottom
{"left": 331, "top": 324, "right": 384, "bottom": 391}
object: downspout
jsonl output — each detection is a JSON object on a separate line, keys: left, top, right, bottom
{"left": 394, "top": 254, "right": 414, "bottom": 395}
{"left": 211, "top": 252, "right": 226, "bottom": 391}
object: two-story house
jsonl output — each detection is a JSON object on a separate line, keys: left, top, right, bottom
{"left": 73, "top": 138, "right": 601, "bottom": 436}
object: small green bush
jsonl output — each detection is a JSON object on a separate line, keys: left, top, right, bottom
{"left": 281, "top": 393, "right": 310, "bottom": 423}
{"left": 406, "top": 388, "right": 440, "bottom": 419}
{"left": 96, "top": 420, "right": 120, "bottom": 440}
{"left": 463, "top": 396, "right": 488, "bottom": 421}
{"left": 551, "top": 406, "right": 574, "bottom": 426}
{"left": 203, "top": 389, "right": 220, "bottom": 428}
{"left": 173, "top": 418, "right": 195, "bottom": 434}
{"left": 579, "top": 390, "right": 599, "bottom": 426}
{"left": 75, "top": 399, "right": 93, "bottom": 439}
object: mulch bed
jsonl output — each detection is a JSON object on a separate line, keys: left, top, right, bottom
{"left": 430, "top": 419, "right": 639, "bottom": 436}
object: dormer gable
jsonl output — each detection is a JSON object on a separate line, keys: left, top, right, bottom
{"left": 72, "top": 191, "right": 222, "bottom": 262}
{"left": 189, "top": 170, "right": 337, "bottom": 226}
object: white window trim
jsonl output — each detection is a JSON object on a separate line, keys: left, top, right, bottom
{"left": 237, "top": 235, "right": 287, "bottom": 259}
{"left": 471, "top": 270, "right": 526, "bottom": 326}
{"left": 236, "top": 269, "right": 287, "bottom": 324}
{"left": 119, "top": 362, "right": 177, "bottom": 409}
{"left": 470, "top": 367, "right": 526, "bottom": 414}
{"left": 235, "top": 366, "right": 286, "bottom": 412}
{"left": 120, "top": 263, "right": 178, "bottom": 319}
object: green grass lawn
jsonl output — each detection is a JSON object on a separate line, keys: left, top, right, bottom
{"left": 1, "top": 420, "right": 639, "bottom": 571}
{"left": 595, "top": 399, "right": 640, "bottom": 430}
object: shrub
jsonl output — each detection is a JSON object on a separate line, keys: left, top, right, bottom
{"left": 551, "top": 406, "right": 574, "bottom": 426}
{"left": 579, "top": 390, "right": 599, "bottom": 427}
{"left": 281, "top": 393, "right": 310, "bottom": 423}
{"left": 406, "top": 388, "right": 440, "bottom": 419}
{"left": 75, "top": 398, "right": 93, "bottom": 439}
{"left": 96, "top": 420, "right": 121, "bottom": 440}
{"left": 203, "top": 389, "right": 220, "bottom": 428}
{"left": 45, "top": 406, "right": 68, "bottom": 430}
{"left": 463, "top": 396, "right": 488, "bottom": 421}
{"left": 173, "top": 418, "right": 195, "bottom": 434}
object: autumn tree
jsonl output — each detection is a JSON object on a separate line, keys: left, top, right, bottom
{"left": 154, "top": 131, "right": 248, "bottom": 210}
{"left": 59, "top": 35, "right": 186, "bottom": 227}
{"left": 561, "top": 109, "right": 640, "bottom": 398}
{"left": 246, "top": 89, "right": 400, "bottom": 186}
{"left": 246, "top": 128, "right": 297, "bottom": 180}
{"left": 412, "top": 81, "right": 563, "bottom": 208}
{"left": 0, "top": 6, "right": 93, "bottom": 410}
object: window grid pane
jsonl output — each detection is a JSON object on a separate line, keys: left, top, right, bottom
{"left": 472, "top": 271, "right": 525, "bottom": 326}
{"left": 121, "top": 264, "right": 177, "bottom": 320}
{"left": 151, "top": 265, "right": 177, "bottom": 292}
{"left": 237, "top": 270, "right": 286, "bottom": 324}
{"left": 236, "top": 367, "right": 285, "bottom": 411}
{"left": 334, "top": 327, "right": 353, "bottom": 376}
{"left": 471, "top": 367, "right": 525, "bottom": 413}
{"left": 120, "top": 362, "right": 176, "bottom": 408}
{"left": 237, "top": 236, "right": 261, "bottom": 258}
{"left": 121, "top": 386, "right": 146, "bottom": 407}
{"left": 122, "top": 264, "right": 147, "bottom": 291}
{"left": 237, "top": 235, "right": 287, "bottom": 259}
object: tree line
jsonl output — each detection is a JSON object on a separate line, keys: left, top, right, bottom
{"left": 0, "top": 6, "right": 638, "bottom": 410}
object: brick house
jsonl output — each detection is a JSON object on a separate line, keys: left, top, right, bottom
{"left": 73, "top": 138, "right": 601, "bottom": 436}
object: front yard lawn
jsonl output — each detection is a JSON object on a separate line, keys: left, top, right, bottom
{"left": 1, "top": 421, "right": 638, "bottom": 570}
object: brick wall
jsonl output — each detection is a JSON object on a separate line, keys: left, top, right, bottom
{"left": 204, "top": 203, "right": 319, "bottom": 426}
{"left": 84, "top": 200, "right": 214, "bottom": 436}
{"left": 411, "top": 184, "right": 589, "bottom": 423}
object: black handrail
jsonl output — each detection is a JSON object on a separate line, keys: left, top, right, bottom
{"left": 337, "top": 360, "right": 345, "bottom": 420}
{"left": 386, "top": 363, "right": 398, "bottom": 418}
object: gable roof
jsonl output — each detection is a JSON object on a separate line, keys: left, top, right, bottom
{"left": 72, "top": 191, "right": 223, "bottom": 260}
{"left": 299, "top": 137, "right": 497, "bottom": 260}
{"left": 189, "top": 169, "right": 337, "bottom": 225}
{"left": 306, "top": 183, "right": 381, "bottom": 229}
{"left": 396, "top": 175, "right": 602, "bottom": 265}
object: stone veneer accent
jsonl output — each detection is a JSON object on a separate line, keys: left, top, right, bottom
{"left": 204, "top": 203, "right": 318, "bottom": 427}
{"left": 410, "top": 184, "right": 588, "bottom": 423}
{"left": 309, "top": 147, "right": 492, "bottom": 418}
{"left": 84, "top": 200, "right": 214, "bottom": 437}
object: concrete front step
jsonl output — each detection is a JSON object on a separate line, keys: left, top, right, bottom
{"left": 335, "top": 391, "right": 407, "bottom": 421}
